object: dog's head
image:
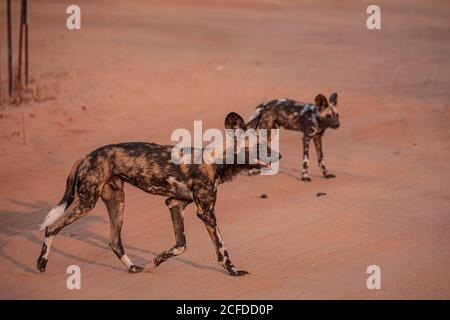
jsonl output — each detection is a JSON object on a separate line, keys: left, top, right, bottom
{"left": 315, "top": 93, "right": 340, "bottom": 129}
{"left": 224, "top": 112, "right": 281, "bottom": 171}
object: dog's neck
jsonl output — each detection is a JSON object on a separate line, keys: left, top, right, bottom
{"left": 213, "top": 163, "right": 252, "bottom": 184}
{"left": 199, "top": 141, "right": 258, "bottom": 184}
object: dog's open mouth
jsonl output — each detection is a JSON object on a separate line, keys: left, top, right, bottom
{"left": 253, "top": 158, "right": 271, "bottom": 168}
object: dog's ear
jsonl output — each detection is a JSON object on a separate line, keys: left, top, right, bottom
{"left": 315, "top": 94, "right": 329, "bottom": 111}
{"left": 329, "top": 92, "right": 338, "bottom": 106}
{"left": 225, "top": 112, "right": 247, "bottom": 131}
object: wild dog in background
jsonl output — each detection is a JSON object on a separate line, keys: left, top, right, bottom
{"left": 247, "top": 93, "right": 340, "bottom": 181}
{"left": 37, "top": 112, "right": 281, "bottom": 276}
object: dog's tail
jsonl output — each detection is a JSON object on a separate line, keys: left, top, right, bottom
{"left": 39, "top": 157, "right": 85, "bottom": 231}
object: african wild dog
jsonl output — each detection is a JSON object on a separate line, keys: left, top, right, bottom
{"left": 247, "top": 93, "right": 340, "bottom": 181}
{"left": 37, "top": 112, "right": 281, "bottom": 276}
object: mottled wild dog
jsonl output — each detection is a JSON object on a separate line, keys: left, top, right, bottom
{"left": 247, "top": 93, "right": 340, "bottom": 181}
{"left": 37, "top": 112, "right": 281, "bottom": 276}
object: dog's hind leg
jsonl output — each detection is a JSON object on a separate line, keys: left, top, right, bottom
{"left": 146, "top": 197, "right": 191, "bottom": 271}
{"left": 37, "top": 197, "right": 97, "bottom": 272}
{"left": 36, "top": 228, "right": 56, "bottom": 272}
{"left": 101, "top": 177, "right": 143, "bottom": 273}
{"left": 301, "top": 135, "right": 312, "bottom": 181}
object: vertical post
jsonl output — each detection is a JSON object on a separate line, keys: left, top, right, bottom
{"left": 18, "top": 0, "right": 25, "bottom": 86}
{"left": 0, "top": 37, "right": 1, "bottom": 104}
{"left": 7, "top": 0, "right": 13, "bottom": 97}
{"left": 24, "top": 0, "right": 29, "bottom": 86}
{"left": 0, "top": 3, "right": 2, "bottom": 103}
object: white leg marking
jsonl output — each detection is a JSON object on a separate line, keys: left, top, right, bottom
{"left": 42, "top": 235, "right": 55, "bottom": 259}
{"left": 120, "top": 254, "right": 133, "bottom": 268}
{"left": 40, "top": 203, "right": 67, "bottom": 230}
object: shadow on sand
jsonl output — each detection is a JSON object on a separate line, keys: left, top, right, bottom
{"left": 0, "top": 199, "right": 222, "bottom": 275}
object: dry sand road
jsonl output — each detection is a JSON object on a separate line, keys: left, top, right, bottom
{"left": 0, "top": 0, "right": 449, "bottom": 299}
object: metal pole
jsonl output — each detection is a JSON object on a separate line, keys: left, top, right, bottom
{"left": 18, "top": 0, "right": 25, "bottom": 86}
{"left": 0, "top": 2, "right": 2, "bottom": 103}
{"left": 7, "top": 0, "right": 13, "bottom": 97}
{"left": 0, "top": 33, "right": 1, "bottom": 103}
{"left": 24, "top": 0, "right": 29, "bottom": 86}
{"left": 0, "top": 20, "right": 2, "bottom": 104}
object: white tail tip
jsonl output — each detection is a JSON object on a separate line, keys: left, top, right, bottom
{"left": 39, "top": 203, "right": 66, "bottom": 231}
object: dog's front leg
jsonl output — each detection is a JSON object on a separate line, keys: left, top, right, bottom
{"left": 301, "top": 135, "right": 312, "bottom": 181}
{"left": 199, "top": 213, "right": 249, "bottom": 276}
{"left": 313, "top": 133, "right": 336, "bottom": 178}
{"left": 194, "top": 190, "right": 248, "bottom": 276}
{"left": 146, "top": 198, "right": 190, "bottom": 271}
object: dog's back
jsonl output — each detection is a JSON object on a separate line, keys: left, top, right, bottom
{"left": 247, "top": 98, "right": 317, "bottom": 133}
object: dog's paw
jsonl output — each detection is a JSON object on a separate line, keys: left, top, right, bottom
{"left": 128, "top": 265, "right": 144, "bottom": 273}
{"left": 229, "top": 269, "right": 250, "bottom": 276}
{"left": 301, "top": 175, "right": 312, "bottom": 182}
{"left": 37, "top": 257, "right": 48, "bottom": 273}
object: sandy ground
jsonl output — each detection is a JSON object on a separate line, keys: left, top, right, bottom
{"left": 0, "top": 0, "right": 449, "bottom": 299}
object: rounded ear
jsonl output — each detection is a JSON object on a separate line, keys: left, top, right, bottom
{"left": 225, "top": 112, "right": 247, "bottom": 130}
{"left": 314, "top": 94, "right": 328, "bottom": 110}
{"left": 329, "top": 92, "right": 338, "bottom": 106}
